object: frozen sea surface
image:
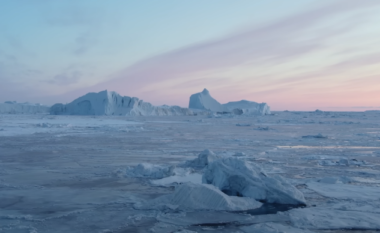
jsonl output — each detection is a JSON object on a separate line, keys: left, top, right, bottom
{"left": 0, "top": 111, "right": 380, "bottom": 232}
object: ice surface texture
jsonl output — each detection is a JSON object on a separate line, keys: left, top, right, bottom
{"left": 136, "top": 182, "right": 262, "bottom": 211}
{"left": 50, "top": 90, "right": 193, "bottom": 116}
{"left": 203, "top": 157, "right": 306, "bottom": 205}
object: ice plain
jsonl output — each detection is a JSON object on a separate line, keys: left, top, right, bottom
{"left": 1, "top": 110, "right": 380, "bottom": 232}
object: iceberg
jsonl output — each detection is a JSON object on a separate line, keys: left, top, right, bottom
{"left": 50, "top": 90, "right": 193, "bottom": 116}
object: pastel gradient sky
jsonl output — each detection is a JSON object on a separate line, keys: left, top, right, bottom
{"left": 0, "top": 0, "right": 379, "bottom": 111}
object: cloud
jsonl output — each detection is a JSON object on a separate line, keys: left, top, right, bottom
{"left": 94, "top": 0, "right": 380, "bottom": 97}
{"left": 47, "top": 71, "right": 81, "bottom": 85}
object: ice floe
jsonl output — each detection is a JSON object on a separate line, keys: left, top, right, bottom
{"left": 135, "top": 182, "right": 262, "bottom": 211}
{"left": 124, "top": 163, "right": 175, "bottom": 179}
{"left": 203, "top": 157, "right": 306, "bottom": 205}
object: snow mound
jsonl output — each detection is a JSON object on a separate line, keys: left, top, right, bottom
{"left": 223, "top": 100, "right": 271, "bottom": 115}
{"left": 203, "top": 158, "right": 306, "bottom": 205}
{"left": 288, "top": 207, "right": 380, "bottom": 230}
{"left": 50, "top": 90, "right": 193, "bottom": 116}
{"left": 184, "top": 149, "right": 220, "bottom": 169}
{"left": 136, "top": 182, "right": 262, "bottom": 211}
{"left": 124, "top": 163, "right": 175, "bottom": 179}
{"left": 0, "top": 102, "right": 50, "bottom": 114}
{"left": 188, "top": 88, "right": 224, "bottom": 112}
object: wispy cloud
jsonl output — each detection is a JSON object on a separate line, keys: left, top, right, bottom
{"left": 95, "top": 0, "right": 380, "bottom": 99}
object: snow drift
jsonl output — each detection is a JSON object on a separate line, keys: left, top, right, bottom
{"left": 203, "top": 157, "right": 306, "bottom": 205}
{"left": 50, "top": 90, "right": 194, "bottom": 116}
{"left": 0, "top": 101, "right": 50, "bottom": 114}
{"left": 135, "top": 182, "right": 262, "bottom": 211}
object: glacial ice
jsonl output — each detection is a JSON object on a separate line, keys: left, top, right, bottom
{"left": 50, "top": 90, "right": 194, "bottom": 116}
{"left": 203, "top": 157, "right": 306, "bottom": 205}
{"left": 223, "top": 100, "right": 271, "bottom": 115}
{"left": 188, "top": 88, "right": 271, "bottom": 115}
{"left": 188, "top": 88, "right": 224, "bottom": 112}
{"left": 0, "top": 102, "right": 50, "bottom": 114}
{"left": 136, "top": 182, "right": 262, "bottom": 211}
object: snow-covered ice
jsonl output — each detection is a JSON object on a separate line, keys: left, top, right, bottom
{"left": 1, "top": 110, "right": 380, "bottom": 232}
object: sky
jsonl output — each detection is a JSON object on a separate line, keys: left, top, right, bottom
{"left": 0, "top": 0, "right": 379, "bottom": 111}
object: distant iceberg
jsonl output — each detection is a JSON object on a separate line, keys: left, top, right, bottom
{"left": 0, "top": 101, "right": 50, "bottom": 114}
{"left": 50, "top": 90, "right": 194, "bottom": 116}
{"left": 189, "top": 88, "right": 271, "bottom": 115}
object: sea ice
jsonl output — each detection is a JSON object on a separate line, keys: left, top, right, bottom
{"left": 135, "top": 182, "right": 262, "bottom": 211}
{"left": 203, "top": 157, "right": 306, "bottom": 205}
{"left": 183, "top": 149, "right": 220, "bottom": 169}
{"left": 240, "top": 222, "right": 315, "bottom": 233}
{"left": 124, "top": 163, "right": 175, "bottom": 179}
{"left": 306, "top": 182, "right": 380, "bottom": 201}
{"left": 288, "top": 207, "right": 380, "bottom": 230}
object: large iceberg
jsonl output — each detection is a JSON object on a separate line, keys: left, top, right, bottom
{"left": 188, "top": 88, "right": 224, "bottom": 112}
{"left": 0, "top": 101, "right": 50, "bottom": 114}
{"left": 223, "top": 100, "right": 271, "bottom": 115}
{"left": 203, "top": 157, "right": 306, "bottom": 205}
{"left": 189, "top": 88, "right": 271, "bottom": 115}
{"left": 50, "top": 90, "right": 194, "bottom": 116}
{"left": 135, "top": 182, "right": 262, "bottom": 211}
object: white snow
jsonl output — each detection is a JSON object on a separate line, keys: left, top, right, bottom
{"left": 50, "top": 90, "right": 194, "bottom": 116}
{"left": 136, "top": 182, "right": 262, "bottom": 211}
{"left": 223, "top": 100, "right": 271, "bottom": 115}
{"left": 0, "top": 102, "right": 49, "bottom": 114}
{"left": 203, "top": 157, "right": 306, "bottom": 205}
{"left": 188, "top": 88, "right": 224, "bottom": 112}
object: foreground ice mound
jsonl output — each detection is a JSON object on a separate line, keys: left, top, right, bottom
{"left": 188, "top": 88, "right": 224, "bottom": 112}
{"left": 223, "top": 100, "right": 271, "bottom": 115}
{"left": 203, "top": 158, "right": 306, "bottom": 205}
{"left": 241, "top": 222, "right": 314, "bottom": 233}
{"left": 50, "top": 90, "right": 193, "bottom": 116}
{"left": 0, "top": 102, "right": 50, "bottom": 114}
{"left": 124, "top": 163, "right": 175, "bottom": 179}
{"left": 136, "top": 182, "right": 262, "bottom": 211}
